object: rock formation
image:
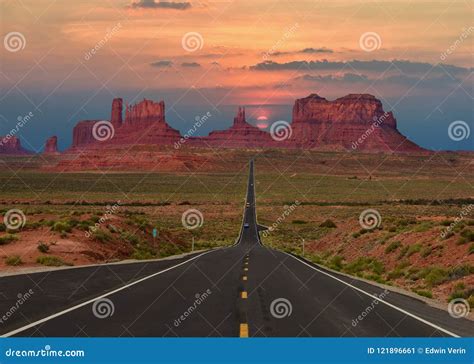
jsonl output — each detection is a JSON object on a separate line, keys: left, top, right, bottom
{"left": 0, "top": 136, "right": 30, "bottom": 154}
{"left": 198, "top": 107, "right": 276, "bottom": 148}
{"left": 290, "top": 94, "right": 424, "bottom": 152}
{"left": 69, "top": 94, "right": 426, "bottom": 154}
{"left": 110, "top": 98, "right": 123, "bottom": 127}
{"left": 44, "top": 136, "right": 59, "bottom": 154}
{"left": 71, "top": 98, "right": 181, "bottom": 149}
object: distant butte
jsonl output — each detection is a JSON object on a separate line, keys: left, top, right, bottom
{"left": 1, "top": 93, "right": 428, "bottom": 156}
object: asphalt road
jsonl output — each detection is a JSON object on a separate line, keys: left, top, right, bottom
{"left": 0, "top": 160, "right": 472, "bottom": 337}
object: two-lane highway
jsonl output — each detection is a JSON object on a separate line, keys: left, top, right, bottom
{"left": 1, "top": 160, "right": 472, "bottom": 337}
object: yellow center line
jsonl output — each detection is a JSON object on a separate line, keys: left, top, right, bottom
{"left": 239, "top": 323, "right": 249, "bottom": 338}
{"left": 244, "top": 268, "right": 248, "bottom": 271}
{"left": 241, "top": 291, "right": 248, "bottom": 299}
{"left": 242, "top": 276, "right": 247, "bottom": 281}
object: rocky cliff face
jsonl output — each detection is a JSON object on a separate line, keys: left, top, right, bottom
{"left": 71, "top": 98, "right": 181, "bottom": 149}
{"left": 290, "top": 94, "right": 424, "bottom": 152}
{"left": 0, "top": 136, "right": 29, "bottom": 154}
{"left": 44, "top": 136, "right": 59, "bottom": 154}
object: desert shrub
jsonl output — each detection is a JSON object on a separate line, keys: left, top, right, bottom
{"left": 414, "top": 289, "right": 433, "bottom": 299}
{"left": 352, "top": 232, "right": 361, "bottom": 238}
{"left": 37, "top": 242, "right": 49, "bottom": 253}
{"left": 387, "top": 269, "right": 405, "bottom": 280}
{"left": 92, "top": 230, "right": 112, "bottom": 243}
{"left": 469, "top": 244, "right": 474, "bottom": 254}
{"left": 319, "top": 219, "right": 337, "bottom": 228}
{"left": 328, "top": 255, "right": 344, "bottom": 271}
{"left": 420, "top": 246, "right": 432, "bottom": 258}
{"left": 36, "top": 256, "right": 69, "bottom": 267}
{"left": 458, "top": 229, "right": 474, "bottom": 245}
{"left": 51, "top": 221, "right": 72, "bottom": 233}
{"left": 406, "top": 243, "right": 421, "bottom": 257}
{"left": 385, "top": 241, "right": 401, "bottom": 254}
{"left": 449, "top": 265, "right": 474, "bottom": 280}
{"left": 292, "top": 220, "right": 307, "bottom": 224}
{"left": 121, "top": 231, "right": 141, "bottom": 245}
{"left": 398, "top": 245, "right": 409, "bottom": 259}
{"left": 0, "top": 234, "right": 18, "bottom": 245}
{"left": 423, "top": 267, "right": 449, "bottom": 286}
{"left": 0, "top": 223, "right": 6, "bottom": 232}
{"left": 5, "top": 255, "right": 22, "bottom": 266}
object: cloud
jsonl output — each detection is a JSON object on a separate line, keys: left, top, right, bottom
{"left": 130, "top": 0, "right": 191, "bottom": 10}
{"left": 250, "top": 59, "right": 470, "bottom": 75}
{"left": 296, "top": 73, "right": 369, "bottom": 83}
{"left": 150, "top": 60, "right": 173, "bottom": 67}
{"left": 270, "top": 47, "right": 333, "bottom": 56}
{"left": 181, "top": 62, "right": 201, "bottom": 67}
{"left": 294, "top": 72, "right": 462, "bottom": 88}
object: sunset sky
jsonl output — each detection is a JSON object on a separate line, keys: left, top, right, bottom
{"left": 0, "top": 0, "right": 472, "bottom": 151}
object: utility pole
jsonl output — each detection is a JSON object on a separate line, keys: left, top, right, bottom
{"left": 192, "top": 236, "right": 195, "bottom": 252}
{"left": 302, "top": 239, "right": 305, "bottom": 256}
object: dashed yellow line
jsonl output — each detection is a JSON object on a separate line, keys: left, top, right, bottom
{"left": 241, "top": 291, "right": 248, "bottom": 299}
{"left": 239, "top": 323, "right": 249, "bottom": 338}
{"left": 242, "top": 276, "right": 247, "bottom": 281}
{"left": 244, "top": 267, "right": 248, "bottom": 272}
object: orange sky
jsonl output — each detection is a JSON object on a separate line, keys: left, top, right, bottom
{"left": 1, "top": 0, "right": 472, "bottom": 105}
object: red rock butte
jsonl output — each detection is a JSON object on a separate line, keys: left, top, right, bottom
{"left": 69, "top": 94, "right": 425, "bottom": 153}
{"left": 0, "top": 136, "right": 30, "bottom": 154}
{"left": 1, "top": 93, "right": 427, "bottom": 156}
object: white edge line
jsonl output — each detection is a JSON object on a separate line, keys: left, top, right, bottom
{"left": 284, "top": 253, "right": 460, "bottom": 338}
{"left": 2, "top": 249, "right": 216, "bottom": 338}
